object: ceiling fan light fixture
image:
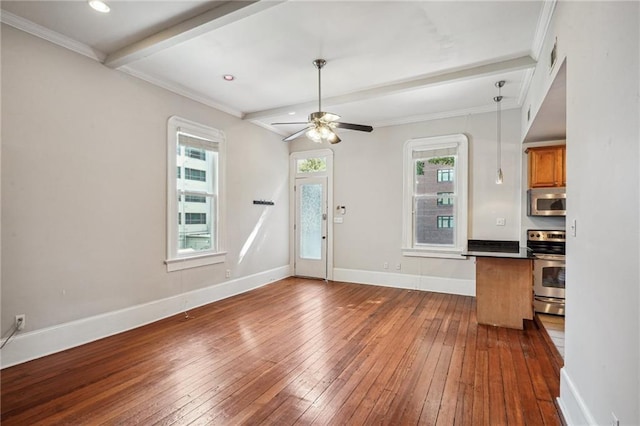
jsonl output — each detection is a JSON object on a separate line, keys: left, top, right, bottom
{"left": 88, "top": 0, "right": 110, "bottom": 13}
{"left": 306, "top": 126, "right": 323, "bottom": 143}
{"left": 306, "top": 124, "right": 340, "bottom": 144}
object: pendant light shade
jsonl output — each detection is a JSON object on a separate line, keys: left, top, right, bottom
{"left": 494, "top": 80, "right": 505, "bottom": 184}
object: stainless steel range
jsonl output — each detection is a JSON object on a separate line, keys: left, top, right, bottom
{"left": 527, "top": 230, "right": 566, "bottom": 316}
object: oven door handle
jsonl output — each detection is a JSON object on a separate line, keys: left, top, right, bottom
{"left": 534, "top": 296, "right": 565, "bottom": 304}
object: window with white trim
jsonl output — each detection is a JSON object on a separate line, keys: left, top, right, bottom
{"left": 166, "top": 116, "right": 226, "bottom": 271}
{"left": 402, "top": 134, "right": 468, "bottom": 257}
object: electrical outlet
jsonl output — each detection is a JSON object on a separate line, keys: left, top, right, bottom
{"left": 225, "top": 269, "right": 231, "bottom": 278}
{"left": 496, "top": 217, "right": 506, "bottom": 226}
{"left": 395, "top": 263, "right": 401, "bottom": 270}
{"left": 15, "top": 314, "right": 26, "bottom": 331}
{"left": 383, "top": 262, "right": 389, "bottom": 269}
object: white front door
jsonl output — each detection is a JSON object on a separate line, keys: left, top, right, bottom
{"left": 295, "top": 177, "right": 327, "bottom": 279}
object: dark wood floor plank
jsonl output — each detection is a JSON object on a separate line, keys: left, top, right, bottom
{"left": 349, "top": 291, "right": 447, "bottom": 424}
{"left": 435, "top": 296, "right": 471, "bottom": 425}
{"left": 508, "top": 328, "right": 547, "bottom": 426}
{"left": 382, "top": 294, "right": 455, "bottom": 422}
{"left": 0, "top": 278, "right": 562, "bottom": 426}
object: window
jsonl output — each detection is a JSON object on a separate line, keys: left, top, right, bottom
{"left": 184, "top": 168, "right": 206, "bottom": 182}
{"left": 166, "top": 116, "right": 226, "bottom": 271}
{"left": 296, "top": 158, "right": 327, "bottom": 173}
{"left": 185, "top": 195, "right": 206, "bottom": 203}
{"left": 185, "top": 147, "right": 206, "bottom": 160}
{"left": 437, "top": 169, "right": 454, "bottom": 182}
{"left": 437, "top": 192, "right": 454, "bottom": 206}
{"left": 402, "top": 134, "right": 468, "bottom": 257}
{"left": 185, "top": 213, "right": 206, "bottom": 224}
{"left": 437, "top": 215, "right": 454, "bottom": 228}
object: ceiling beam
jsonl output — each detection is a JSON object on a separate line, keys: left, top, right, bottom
{"left": 104, "top": 0, "right": 285, "bottom": 69}
{"left": 243, "top": 55, "right": 537, "bottom": 121}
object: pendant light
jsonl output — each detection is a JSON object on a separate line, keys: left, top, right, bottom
{"left": 494, "top": 80, "right": 505, "bottom": 184}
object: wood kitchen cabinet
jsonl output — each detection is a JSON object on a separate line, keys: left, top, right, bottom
{"left": 475, "top": 257, "right": 533, "bottom": 330}
{"left": 527, "top": 145, "right": 566, "bottom": 188}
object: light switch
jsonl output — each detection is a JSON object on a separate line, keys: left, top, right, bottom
{"left": 333, "top": 217, "right": 344, "bottom": 224}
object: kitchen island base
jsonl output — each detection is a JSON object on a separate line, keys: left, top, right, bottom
{"left": 475, "top": 257, "right": 533, "bottom": 329}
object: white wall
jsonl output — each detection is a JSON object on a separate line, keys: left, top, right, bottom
{"left": 290, "top": 108, "right": 522, "bottom": 294}
{"left": 522, "top": 2, "right": 639, "bottom": 424}
{"left": 1, "top": 25, "right": 290, "bottom": 363}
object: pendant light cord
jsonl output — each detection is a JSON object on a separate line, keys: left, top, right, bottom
{"left": 494, "top": 80, "right": 505, "bottom": 184}
{"left": 496, "top": 92, "right": 501, "bottom": 170}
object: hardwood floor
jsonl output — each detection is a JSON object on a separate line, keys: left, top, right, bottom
{"left": 1, "top": 278, "right": 562, "bottom": 425}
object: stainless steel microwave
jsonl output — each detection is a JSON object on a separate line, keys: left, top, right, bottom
{"left": 528, "top": 187, "right": 566, "bottom": 216}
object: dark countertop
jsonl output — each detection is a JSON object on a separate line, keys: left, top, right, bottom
{"left": 462, "top": 248, "right": 533, "bottom": 259}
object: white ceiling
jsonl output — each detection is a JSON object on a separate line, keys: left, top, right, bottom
{"left": 1, "top": 0, "right": 556, "bottom": 140}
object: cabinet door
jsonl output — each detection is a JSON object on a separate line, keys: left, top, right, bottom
{"left": 559, "top": 146, "right": 566, "bottom": 186}
{"left": 528, "top": 145, "right": 565, "bottom": 188}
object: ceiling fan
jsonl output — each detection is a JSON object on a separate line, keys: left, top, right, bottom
{"left": 272, "top": 59, "right": 373, "bottom": 144}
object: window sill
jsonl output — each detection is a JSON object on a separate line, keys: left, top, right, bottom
{"left": 165, "top": 252, "right": 227, "bottom": 272}
{"left": 402, "top": 249, "right": 467, "bottom": 260}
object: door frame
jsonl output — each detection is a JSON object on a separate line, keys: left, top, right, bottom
{"left": 289, "top": 149, "right": 334, "bottom": 280}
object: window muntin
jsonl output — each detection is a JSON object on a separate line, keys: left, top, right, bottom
{"left": 167, "top": 116, "right": 226, "bottom": 271}
{"left": 402, "top": 134, "right": 468, "bottom": 257}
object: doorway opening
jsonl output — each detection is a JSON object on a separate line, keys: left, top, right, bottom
{"left": 289, "top": 150, "right": 334, "bottom": 280}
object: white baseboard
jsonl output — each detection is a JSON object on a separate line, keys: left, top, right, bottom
{"left": 558, "top": 367, "right": 597, "bottom": 425}
{"left": 0, "top": 265, "right": 291, "bottom": 369}
{"left": 332, "top": 268, "right": 475, "bottom": 296}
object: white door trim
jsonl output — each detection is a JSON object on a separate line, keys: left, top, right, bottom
{"left": 289, "top": 149, "right": 334, "bottom": 280}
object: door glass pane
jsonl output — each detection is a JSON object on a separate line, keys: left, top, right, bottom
{"left": 300, "top": 183, "right": 323, "bottom": 260}
{"left": 541, "top": 266, "right": 566, "bottom": 288}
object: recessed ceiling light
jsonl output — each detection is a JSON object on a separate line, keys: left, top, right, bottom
{"left": 223, "top": 75, "right": 235, "bottom": 81}
{"left": 288, "top": 111, "right": 296, "bottom": 115}
{"left": 88, "top": 0, "right": 110, "bottom": 13}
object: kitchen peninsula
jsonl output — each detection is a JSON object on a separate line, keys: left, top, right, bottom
{"left": 464, "top": 241, "right": 534, "bottom": 330}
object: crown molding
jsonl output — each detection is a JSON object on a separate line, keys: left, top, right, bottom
{"left": 531, "top": 0, "right": 558, "bottom": 61}
{"left": 0, "top": 10, "right": 106, "bottom": 62}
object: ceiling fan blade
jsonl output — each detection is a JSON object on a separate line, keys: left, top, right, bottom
{"left": 334, "top": 122, "right": 374, "bottom": 132}
{"left": 271, "top": 122, "right": 310, "bottom": 126}
{"left": 282, "top": 126, "right": 312, "bottom": 142}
